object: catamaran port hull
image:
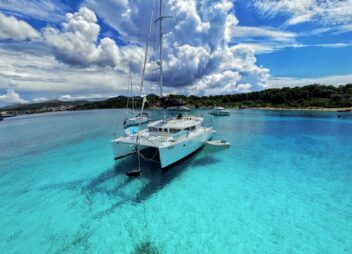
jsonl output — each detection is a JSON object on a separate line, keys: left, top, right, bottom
{"left": 112, "top": 141, "right": 137, "bottom": 160}
{"left": 112, "top": 138, "right": 149, "bottom": 160}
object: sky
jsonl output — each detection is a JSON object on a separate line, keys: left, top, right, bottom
{"left": 0, "top": 0, "right": 351, "bottom": 106}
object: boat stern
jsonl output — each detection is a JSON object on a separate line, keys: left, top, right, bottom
{"left": 111, "top": 139, "right": 137, "bottom": 160}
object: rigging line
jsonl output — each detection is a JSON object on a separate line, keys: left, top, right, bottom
{"left": 115, "top": 68, "right": 130, "bottom": 138}
{"left": 131, "top": 72, "right": 135, "bottom": 114}
{"left": 139, "top": 0, "right": 157, "bottom": 96}
{"left": 139, "top": 149, "right": 159, "bottom": 164}
{"left": 126, "top": 67, "right": 131, "bottom": 113}
{"left": 135, "top": 0, "right": 157, "bottom": 173}
{"left": 152, "top": 18, "right": 157, "bottom": 62}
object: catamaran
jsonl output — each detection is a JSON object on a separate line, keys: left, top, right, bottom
{"left": 112, "top": 0, "right": 214, "bottom": 169}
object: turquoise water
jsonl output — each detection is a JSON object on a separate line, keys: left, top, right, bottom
{"left": 0, "top": 109, "right": 351, "bottom": 253}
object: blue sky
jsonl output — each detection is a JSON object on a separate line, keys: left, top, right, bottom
{"left": 0, "top": 0, "right": 351, "bottom": 106}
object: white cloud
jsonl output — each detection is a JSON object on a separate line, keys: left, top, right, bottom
{"left": 0, "top": 0, "right": 69, "bottom": 22}
{"left": 309, "top": 24, "right": 352, "bottom": 36}
{"left": 188, "top": 45, "right": 270, "bottom": 95}
{"left": 238, "top": 42, "right": 303, "bottom": 54}
{"left": 0, "top": 13, "right": 40, "bottom": 41}
{"left": 0, "top": 2, "right": 278, "bottom": 98}
{"left": 266, "top": 74, "right": 352, "bottom": 89}
{"left": 32, "top": 97, "right": 48, "bottom": 103}
{"left": 0, "top": 42, "right": 143, "bottom": 98}
{"left": 82, "top": 1, "right": 269, "bottom": 93}
{"left": 2, "top": 1, "right": 349, "bottom": 100}
{"left": 249, "top": 0, "right": 352, "bottom": 26}
{"left": 237, "top": 41, "right": 352, "bottom": 55}
{"left": 312, "top": 42, "right": 352, "bottom": 48}
{"left": 230, "top": 26, "right": 296, "bottom": 42}
{"left": 334, "top": 24, "right": 352, "bottom": 34}
{"left": 227, "top": 25, "right": 300, "bottom": 54}
{"left": 58, "top": 94, "right": 108, "bottom": 101}
{"left": 43, "top": 7, "right": 144, "bottom": 70}
{"left": 0, "top": 89, "right": 28, "bottom": 107}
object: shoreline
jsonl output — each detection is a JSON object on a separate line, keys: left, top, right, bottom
{"left": 1, "top": 106, "right": 351, "bottom": 119}
{"left": 246, "top": 107, "right": 352, "bottom": 112}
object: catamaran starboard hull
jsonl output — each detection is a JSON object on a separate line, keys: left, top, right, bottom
{"left": 158, "top": 128, "right": 213, "bottom": 168}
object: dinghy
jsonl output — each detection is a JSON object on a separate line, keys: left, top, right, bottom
{"left": 206, "top": 139, "right": 231, "bottom": 147}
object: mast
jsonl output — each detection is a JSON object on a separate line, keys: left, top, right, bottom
{"left": 131, "top": 72, "right": 135, "bottom": 114}
{"left": 159, "top": 0, "right": 163, "bottom": 98}
{"left": 156, "top": 0, "right": 171, "bottom": 99}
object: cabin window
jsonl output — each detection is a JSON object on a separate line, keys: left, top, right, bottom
{"left": 159, "top": 128, "right": 162, "bottom": 132}
{"left": 169, "top": 128, "right": 179, "bottom": 133}
{"left": 164, "top": 128, "right": 168, "bottom": 133}
{"left": 149, "top": 127, "right": 157, "bottom": 132}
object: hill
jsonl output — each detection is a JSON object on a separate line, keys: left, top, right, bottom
{"left": 186, "top": 84, "right": 352, "bottom": 108}
{"left": 0, "top": 100, "right": 88, "bottom": 115}
{"left": 74, "top": 84, "right": 352, "bottom": 110}
{"left": 1, "top": 84, "right": 352, "bottom": 115}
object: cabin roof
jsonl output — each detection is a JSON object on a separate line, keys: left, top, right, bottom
{"left": 148, "top": 116, "right": 201, "bottom": 129}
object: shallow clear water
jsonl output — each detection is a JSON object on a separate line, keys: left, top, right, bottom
{"left": 0, "top": 109, "right": 351, "bottom": 253}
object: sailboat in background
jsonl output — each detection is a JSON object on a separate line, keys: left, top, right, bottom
{"left": 123, "top": 68, "right": 150, "bottom": 127}
{"left": 112, "top": 0, "right": 214, "bottom": 169}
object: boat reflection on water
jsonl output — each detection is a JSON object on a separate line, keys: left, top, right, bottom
{"left": 80, "top": 154, "right": 190, "bottom": 218}
{"left": 80, "top": 143, "right": 224, "bottom": 220}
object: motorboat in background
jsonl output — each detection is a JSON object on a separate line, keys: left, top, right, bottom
{"left": 167, "top": 106, "right": 191, "bottom": 112}
{"left": 210, "top": 107, "right": 230, "bottom": 116}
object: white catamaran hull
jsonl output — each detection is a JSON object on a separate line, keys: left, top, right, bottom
{"left": 112, "top": 127, "right": 213, "bottom": 168}
{"left": 159, "top": 128, "right": 213, "bottom": 168}
{"left": 112, "top": 135, "right": 149, "bottom": 160}
{"left": 112, "top": 140, "right": 137, "bottom": 160}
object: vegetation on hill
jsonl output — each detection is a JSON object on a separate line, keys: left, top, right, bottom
{"left": 0, "top": 100, "right": 88, "bottom": 115}
{"left": 74, "top": 84, "right": 352, "bottom": 110}
{"left": 1, "top": 84, "right": 352, "bottom": 115}
{"left": 187, "top": 84, "right": 352, "bottom": 108}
